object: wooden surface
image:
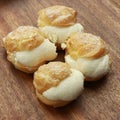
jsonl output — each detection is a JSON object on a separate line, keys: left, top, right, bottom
{"left": 0, "top": 0, "right": 120, "bottom": 120}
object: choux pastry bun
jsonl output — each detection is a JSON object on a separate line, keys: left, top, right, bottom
{"left": 37, "top": 5, "right": 84, "bottom": 49}
{"left": 65, "top": 32, "right": 111, "bottom": 81}
{"left": 2, "top": 26, "right": 57, "bottom": 73}
{"left": 33, "top": 62, "right": 84, "bottom": 107}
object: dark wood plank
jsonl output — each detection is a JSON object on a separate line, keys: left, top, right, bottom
{"left": 0, "top": 0, "right": 120, "bottom": 120}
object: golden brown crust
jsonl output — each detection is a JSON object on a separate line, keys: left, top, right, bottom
{"left": 33, "top": 62, "right": 71, "bottom": 93}
{"left": 36, "top": 90, "right": 70, "bottom": 107}
{"left": 2, "top": 26, "right": 47, "bottom": 53}
{"left": 66, "top": 32, "right": 108, "bottom": 59}
{"left": 37, "top": 5, "right": 77, "bottom": 27}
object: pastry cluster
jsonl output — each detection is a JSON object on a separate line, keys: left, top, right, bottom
{"left": 2, "top": 5, "right": 111, "bottom": 107}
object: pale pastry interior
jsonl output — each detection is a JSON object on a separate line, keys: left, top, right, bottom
{"left": 36, "top": 90, "right": 70, "bottom": 107}
{"left": 15, "top": 39, "right": 57, "bottom": 67}
{"left": 65, "top": 55, "right": 110, "bottom": 80}
{"left": 42, "top": 69, "right": 84, "bottom": 101}
{"left": 41, "top": 23, "right": 84, "bottom": 47}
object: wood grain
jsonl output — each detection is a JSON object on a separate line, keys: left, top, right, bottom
{"left": 0, "top": 0, "right": 120, "bottom": 120}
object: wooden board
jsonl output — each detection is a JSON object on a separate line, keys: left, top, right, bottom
{"left": 0, "top": 0, "right": 120, "bottom": 120}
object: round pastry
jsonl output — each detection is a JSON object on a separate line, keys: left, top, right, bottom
{"left": 65, "top": 32, "right": 111, "bottom": 81}
{"left": 33, "top": 62, "right": 84, "bottom": 107}
{"left": 37, "top": 5, "right": 84, "bottom": 49}
{"left": 2, "top": 26, "right": 57, "bottom": 73}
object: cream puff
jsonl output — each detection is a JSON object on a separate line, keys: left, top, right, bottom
{"left": 65, "top": 32, "right": 111, "bottom": 81}
{"left": 2, "top": 26, "right": 57, "bottom": 73}
{"left": 33, "top": 62, "right": 84, "bottom": 107}
{"left": 37, "top": 5, "right": 84, "bottom": 49}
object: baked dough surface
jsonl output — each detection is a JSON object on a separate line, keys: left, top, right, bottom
{"left": 3, "top": 26, "right": 47, "bottom": 52}
{"left": 37, "top": 5, "right": 77, "bottom": 27}
{"left": 66, "top": 32, "right": 108, "bottom": 59}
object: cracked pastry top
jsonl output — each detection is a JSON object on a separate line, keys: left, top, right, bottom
{"left": 37, "top": 5, "right": 77, "bottom": 27}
